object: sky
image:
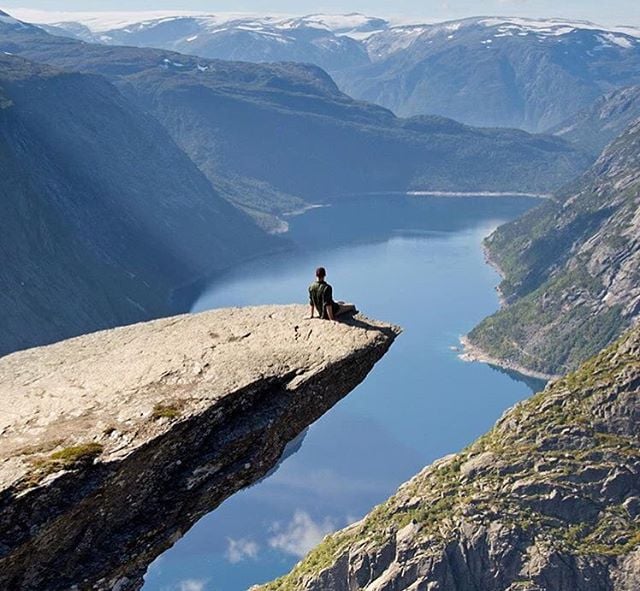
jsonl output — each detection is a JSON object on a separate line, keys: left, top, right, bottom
{"left": 2, "top": 0, "right": 640, "bottom": 28}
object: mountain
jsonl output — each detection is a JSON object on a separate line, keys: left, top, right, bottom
{"left": 335, "top": 17, "right": 640, "bottom": 133}
{"left": 19, "top": 11, "right": 640, "bottom": 133}
{"left": 0, "top": 52, "right": 278, "bottom": 357}
{"left": 19, "top": 11, "right": 385, "bottom": 72}
{"left": 0, "top": 12, "right": 590, "bottom": 229}
{"left": 466, "top": 119, "right": 640, "bottom": 377}
{"left": 551, "top": 85, "right": 640, "bottom": 156}
{"left": 258, "top": 322, "right": 640, "bottom": 591}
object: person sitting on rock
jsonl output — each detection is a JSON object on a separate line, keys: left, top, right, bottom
{"left": 309, "top": 267, "right": 356, "bottom": 321}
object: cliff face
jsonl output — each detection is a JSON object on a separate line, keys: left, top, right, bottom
{"left": 467, "top": 119, "right": 640, "bottom": 377}
{"left": 260, "top": 324, "right": 640, "bottom": 591}
{"left": 0, "top": 305, "right": 400, "bottom": 590}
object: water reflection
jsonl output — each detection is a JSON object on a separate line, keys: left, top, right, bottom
{"left": 144, "top": 195, "right": 541, "bottom": 591}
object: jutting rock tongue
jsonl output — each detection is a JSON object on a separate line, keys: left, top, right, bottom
{"left": 0, "top": 305, "right": 400, "bottom": 590}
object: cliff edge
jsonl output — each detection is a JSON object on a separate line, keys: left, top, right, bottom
{"left": 0, "top": 305, "right": 400, "bottom": 590}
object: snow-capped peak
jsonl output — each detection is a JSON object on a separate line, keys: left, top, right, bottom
{"left": 0, "top": 9, "right": 30, "bottom": 29}
{"left": 476, "top": 16, "right": 640, "bottom": 38}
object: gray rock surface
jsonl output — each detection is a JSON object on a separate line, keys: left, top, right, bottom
{"left": 259, "top": 325, "right": 640, "bottom": 591}
{"left": 0, "top": 305, "right": 400, "bottom": 590}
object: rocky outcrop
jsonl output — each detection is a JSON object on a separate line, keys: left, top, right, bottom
{"left": 0, "top": 305, "right": 400, "bottom": 590}
{"left": 467, "top": 118, "right": 640, "bottom": 377}
{"left": 260, "top": 325, "right": 640, "bottom": 591}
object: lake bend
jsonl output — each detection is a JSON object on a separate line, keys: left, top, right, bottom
{"left": 143, "top": 194, "right": 546, "bottom": 591}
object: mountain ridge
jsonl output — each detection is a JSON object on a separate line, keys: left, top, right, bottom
{"left": 18, "top": 10, "right": 640, "bottom": 132}
{"left": 0, "top": 51, "right": 279, "bottom": 356}
{"left": 467, "top": 117, "right": 640, "bottom": 377}
{"left": 550, "top": 85, "right": 640, "bottom": 156}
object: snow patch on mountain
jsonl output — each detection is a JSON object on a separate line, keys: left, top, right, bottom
{"left": 599, "top": 33, "right": 636, "bottom": 48}
{"left": 365, "top": 25, "right": 432, "bottom": 59}
{"left": 282, "top": 13, "right": 391, "bottom": 38}
{"left": 10, "top": 9, "right": 283, "bottom": 32}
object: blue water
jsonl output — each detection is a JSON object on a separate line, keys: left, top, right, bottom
{"left": 143, "top": 195, "right": 543, "bottom": 591}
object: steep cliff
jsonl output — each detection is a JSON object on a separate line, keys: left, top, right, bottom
{"left": 0, "top": 305, "right": 400, "bottom": 590}
{"left": 467, "top": 119, "right": 640, "bottom": 377}
{"left": 0, "top": 53, "right": 279, "bottom": 356}
{"left": 260, "top": 324, "right": 640, "bottom": 591}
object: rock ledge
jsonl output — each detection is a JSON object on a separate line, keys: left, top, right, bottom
{"left": 0, "top": 305, "right": 400, "bottom": 590}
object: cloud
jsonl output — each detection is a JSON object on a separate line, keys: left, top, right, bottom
{"left": 225, "top": 537, "right": 260, "bottom": 564}
{"left": 177, "top": 579, "right": 208, "bottom": 591}
{"left": 268, "top": 511, "right": 336, "bottom": 557}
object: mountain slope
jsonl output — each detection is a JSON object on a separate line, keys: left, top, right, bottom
{"left": 258, "top": 323, "right": 640, "bottom": 591}
{"left": 467, "top": 120, "right": 640, "bottom": 377}
{"left": 0, "top": 13, "right": 590, "bottom": 227}
{"left": 20, "top": 11, "right": 640, "bottom": 133}
{"left": 0, "top": 52, "right": 278, "bottom": 356}
{"left": 551, "top": 85, "right": 640, "bottom": 156}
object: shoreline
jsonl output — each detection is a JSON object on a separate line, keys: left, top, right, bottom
{"left": 407, "top": 190, "right": 552, "bottom": 199}
{"left": 461, "top": 235, "right": 560, "bottom": 383}
{"left": 332, "top": 190, "right": 552, "bottom": 199}
{"left": 458, "top": 335, "right": 560, "bottom": 383}
{"left": 463, "top": 225, "right": 562, "bottom": 383}
{"left": 482, "top": 241, "right": 508, "bottom": 306}
{"left": 281, "top": 203, "right": 327, "bottom": 218}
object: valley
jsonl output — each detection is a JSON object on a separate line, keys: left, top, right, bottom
{"left": 0, "top": 5, "right": 639, "bottom": 591}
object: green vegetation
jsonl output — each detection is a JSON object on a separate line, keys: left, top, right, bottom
{"left": 151, "top": 403, "right": 182, "bottom": 420}
{"left": 24, "top": 443, "right": 104, "bottom": 488}
{"left": 468, "top": 134, "right": 640, "bottom": 376}
{"left": 49, "top": 443, "right": 104, "bottom": 464}
{"left": 469, "top": 264, "right": 626, "bottom": 375}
